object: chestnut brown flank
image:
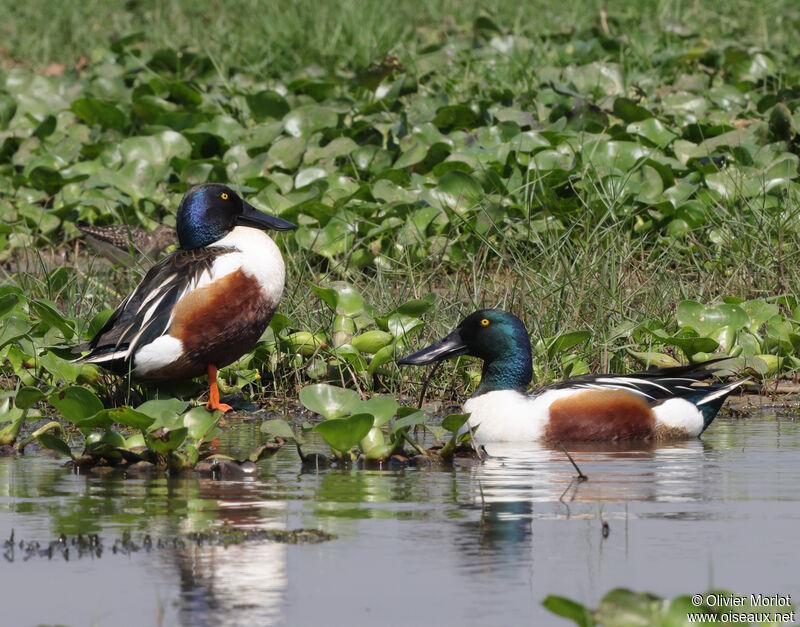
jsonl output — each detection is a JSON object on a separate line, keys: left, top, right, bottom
{"left": 545, "top": 390, "right": 655, "bottom": 442}
{"left": 133, "top": 268, "right": 276, "bottom": 381}
{"left": 171, "top": 269, "right": 264, "bottom": 353}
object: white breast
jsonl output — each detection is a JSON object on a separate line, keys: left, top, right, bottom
{"left": 210, "top": 226, "right": 286, "bottom": 304}
{"left": 463, "top": 388, "right": 579, "bottom": 442}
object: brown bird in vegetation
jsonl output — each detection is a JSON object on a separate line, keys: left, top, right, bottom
{"left": 77, "top": 223, "right": 176, "bottom": 265}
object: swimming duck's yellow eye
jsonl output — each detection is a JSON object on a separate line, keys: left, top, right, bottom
{"left": 221, "top": 192, "right": 229, "bottom": 200}
{"left": 481, "top": 318, "right": 490, "bottom": 327}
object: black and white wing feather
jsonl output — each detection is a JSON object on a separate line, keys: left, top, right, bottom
{"left": 538, "top": 360, "right": 730, "bottom": 401}
{"left": 77, "top": 247, "right": 231, "bottom": 373}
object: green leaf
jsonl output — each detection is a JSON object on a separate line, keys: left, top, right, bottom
{"left": 144, "top": 427, "right": 188, "bottom": 454}
{"left": 392, "top": 409, "right": 427, "bottom": 434}
{"left": 548, "top": 330, "right": 591, "bottom": 359}
{"left": 627, "top": 350, "right": 681, "bottom": 369}
{"left": 595, "top": 588, "right": 662, "bottom": 626}
{"left": 283, "top": 105, "right": 338, "bottom": 138}
{"left": 542, "top": 595, "right": 595, "bottom": 627}
{"left": 298, "top": 384, "right": 360, "bottom": 419}
{"left": 183, "top": 406, "right": 220, "bottom": 440}
{"left": 613, "top": 98, "right": 652, "bottom": 123}
{"left": 71, "top": 97, "right": 127, "bottom": 130}
{"left": 352, "top": 396, "right": 399, "bottom": 427}
{"left": 351, "top": 330, "right": 393, "bottom": 354}
{"left": 48, "top": 386, "right": 104, "bottom": 424}
{"left": 314, "top": 412, "right": 374, "bottom": 451}
{"left": 260, "top": 419, "right": 296, "bottom": 440}
{"left": 311, "top": 282, "right": 365, "bottom": 316}
{"left": 136, "top": 399, "right": 189, "bottom": 420}
{"left": 442, "top": 413, "right": 470, "bottom": 433}
{"left": 104, "top": 407, "right": 156, "bottom": 431}
{"left": 15, "top": 386, "right": 45, "bottom": 410}
{"left": 676, "top": 301, "right": 750, "bottom": 336}
{"left": 29, "top": 299, "right": 75, "bottom": 340}
{"left": 36, "top": 433, "right": 74, "bottom": 460}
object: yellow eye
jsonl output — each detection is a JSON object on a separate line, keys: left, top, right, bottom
{"left": 221, "top": 192, "right": 229, "bottom": 200}
{"left": 481, "top": 318, "right": 490, "bottom": 327}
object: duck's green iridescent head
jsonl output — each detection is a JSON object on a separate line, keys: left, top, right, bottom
{"left": 176, "top": 184, "right": 296, "bottom": 249}
{"left": 397, "top": 309, "right": 533, "bottom": 395}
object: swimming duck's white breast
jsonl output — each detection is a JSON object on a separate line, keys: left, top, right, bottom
{"left": 463, "top": 388, "right": 580, "bottom": 442}
{"left": 210, "top": 226, "right": 286, "bottom": 305}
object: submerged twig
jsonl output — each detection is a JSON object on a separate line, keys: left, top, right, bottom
{"left": 556, "top": 441, "right": 588, "bottom": 481}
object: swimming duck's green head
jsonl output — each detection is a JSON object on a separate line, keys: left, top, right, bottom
{"left": 397, "top": 309, "right": 533, "bottom": 395}
{"left": 176, "top": 184, "right": 296, "bottom": 249}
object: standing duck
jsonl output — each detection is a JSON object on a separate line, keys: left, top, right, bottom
{"left": 77, "top": 184, "right": 296, "bottom": 412}
{"left": 397, "top": 309, "right": 746, "bottom": 443}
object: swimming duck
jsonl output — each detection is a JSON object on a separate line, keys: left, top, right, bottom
{"left": 78, "top": 222, "right": 175, "bottom": 265}
{"left": 77, "top": 184, "right": 296, "bottom": 412}
{"left": 397, "top": 309, "right": 746, "bottom": 443}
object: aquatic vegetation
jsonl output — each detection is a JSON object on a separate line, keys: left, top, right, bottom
{"left": 262, "top": 382, "right": 475, "bottom": 464}
{"left": 543, "top": 588, "right": 796, "bottom": 627}
{"left": 7, "top": 386, "right": 285, "bottom": 472}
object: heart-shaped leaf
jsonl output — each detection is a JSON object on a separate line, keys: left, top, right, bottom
{"left": 314, "top": 413, "right": 374, "bottom": 451}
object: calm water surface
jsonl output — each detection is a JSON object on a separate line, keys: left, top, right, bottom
{"left": 1, "top": 412, "right": 799, "bottom": 626}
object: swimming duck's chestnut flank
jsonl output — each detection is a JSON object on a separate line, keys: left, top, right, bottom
{"left": 397, "top": 309, "right": 746, "bottom": 443}
{"left": 76, "top": 184, "right": 296, "bottom": 413}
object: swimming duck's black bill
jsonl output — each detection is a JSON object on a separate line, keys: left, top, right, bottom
{"left": 397, "top": 329, "right": 468, "bottom": 365}
{"left": 237, "top": 201, "right": 297, "bottom": 231}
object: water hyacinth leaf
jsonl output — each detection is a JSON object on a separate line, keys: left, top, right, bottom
{"left": 311, "top": 282, "right": 364, "bottom": 316}
{"left": 145, "top": 427, "right": 189, "bottom": 454}
{"left": 299, "top": 383, "right": 360, "bottom": 419}
{"left": 442, "top": 413, "right": 470, "bottom": 433}
{"left": 182, "top": 406, "right": 220, "bottom": 440}
{"left": 593, "top": 588, "right": 663, "bottom": 625}
{"left": 392, "top": 409, "right": 426, "bottom": 434}
{"left": 547, "top": 330, "right": 591, "bottom": 359}
{"left": 351, "top": 330, "right": 393, "bottom": 354}
{"left": 627, "top": 351, "right": 682, "bottom": 369}
{"left": 283, "top": 105, "right": 338, "bottom": 138}
{"left": 38, "top": 351, "right": 83, "bottom": 384}
{"left": 314, "top": 412, "right": 374, "bottom": 451}
{"left": 71, "top": 97, "right": 127, "bottom": 130}
{"left": 48, "top": 386, "right": 104, "bottom": 424}
{"left": 649, "top": 328, "right": 719, "bottom": 358}
{"left": 15, "top": 386, "right": 45, "bottom": 410}
{"left": 613, "top": 98, "right": 651, "bottom": 123}
{"left": 368, "top": 342, "right": 398, "bottom": 376}
{"left": 676, "top": 301, "right": 749, "bottom": 337}
{"left": 353, "top": 396, "right": 399, "bottom": 427}
{"left": 29, "top": 299, "right": 75, "bottom": 340}
{"left": 284, "top": 331, "right": 326, "bottom": 356}
{"left": 245, "top": 90, "right": 290, "bottom": 121}
{"left": 96, "top": 407, "right": 155, "bottom": 431}
{"left": 433, "top": 104, "right": 479, "bottom": 130}
{"left": 260, "top": 419, "right": 296, "bottom": 441}
{"left": 541, "top": 595, "right": 593, "bottom": 627}
{"left": 0, "top": 317, "right": 31, "bottom": 348}
{"left": 360, "top": 426, "right": 386, "bottom": 455}
{"left": 394, "top": 294, "right": 436, "bottom": 316}
{"left": 136, "top": 399, "right": 189, "bottom": 421}
{"left": 431, "top": 170, "right": 482, "bottom": 211}
{"left": 36, "top": 433, "right": 74, "bottom": 460}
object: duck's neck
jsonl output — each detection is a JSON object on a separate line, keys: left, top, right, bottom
{"left": 474, "top": 342, "right": 532, "bottom": 396}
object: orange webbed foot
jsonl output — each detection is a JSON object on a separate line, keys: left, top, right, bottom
{"left": 206, "top": 364, "right": 233, "bottom": 416}
{"left": 205, "top": 400, "right": 233, "bottom": 414}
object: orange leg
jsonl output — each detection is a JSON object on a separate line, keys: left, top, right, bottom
{"left": 206, "top": 364, "right": 233, "bottom": 413}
